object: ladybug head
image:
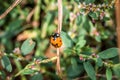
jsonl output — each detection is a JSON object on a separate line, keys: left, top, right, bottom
{"left": 52, "top": 33, "right": 60, "bottom": 37}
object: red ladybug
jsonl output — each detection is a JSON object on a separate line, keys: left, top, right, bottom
{"left": 50, "top": 33, "right": 62, "bottom": 48}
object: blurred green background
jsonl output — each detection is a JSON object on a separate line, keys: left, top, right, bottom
{"left": 0, "top": 0, "right": 118, "bottom": 80}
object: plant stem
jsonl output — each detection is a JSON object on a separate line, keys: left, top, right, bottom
{"left": 57, "top": 0, "right": 63, "bottom": 76}
{"left": 14, "top": 56, "right": 57, "bottom": 77}
{"left": 14, "top": 59, "right": 26, "bottom": 80}
{"left": 0, "top": 0, "right": 23, "bottom": 19}
{"left": 115, "top": 0, "right": 120, "bottom": 61}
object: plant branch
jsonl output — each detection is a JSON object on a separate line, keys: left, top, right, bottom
{"left": 56, "top": 0, "right": 63, "bottom": 76}
{"left": 115, "top": 0, "right": 120, "bottom": 61}
{"left": 0, "top": 0, "right": 22, "bottom": 19}
{"left": 57, "top": 0, "right": 63, "bottom": 33}
{"left": 15, "top": 56, "right": 57, "bottom": 77}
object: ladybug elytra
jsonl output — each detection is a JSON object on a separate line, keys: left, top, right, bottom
{"left": 50, "top": 33, "right": 62, "bottom": 48}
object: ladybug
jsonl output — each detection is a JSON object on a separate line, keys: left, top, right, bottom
{"left": 50, "top": 33, "right": 62, "bottom": 48}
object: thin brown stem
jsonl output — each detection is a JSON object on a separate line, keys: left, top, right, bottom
{"left": 56, "top": 0, "right": 63, "bottom": 76}
{"left": 115, "top": 0, "right": 120, "bottom": 61}
{"left": 0, "top": 0, "right": 22, "bottom": 19}
{"left": 26, "top": 8, "right": 35, "bottom": 22}
{"left": 56, "top": 48, "right": 61, "bottom": 74}
{"left": 57, "top": 0, "right": 63, "bottom": 33}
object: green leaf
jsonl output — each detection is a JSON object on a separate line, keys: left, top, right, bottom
{"left": 106, "top": 68, "right": 112, "bottom": 80}
{"left": 61, "top": 31, "right": 74, "bottom": 48}
{"left": 89, "top": 12, "right": 98, "bottom": 20}
{"left": 1, "top": 55, "right": 12, "bottom": 72}
{"left": 0, "top": 19, "right": 5, "bottom": 26}
{"left": 85, "top": 0, "right": 95, "bottom": 4}
{"left": 112, "top": 63, "right": 120, "bottom": 79}
{"left": 71, "top": 58, "right": 78, "bottom": 69}
{"left": 22, "top": 69, "right": 35, "bottom": 75}
{"left": 30, "top": 73, "right": 43, "bottom": 80}
{"left": 64, "top": 48, "right": 73, "bottom": 57}
{"left": 95, "top": 36, "right": 101, "bottom": 42}
{"left": 75, "top": 39, "right": 86, "bottom": 49}
{"left": 98, "top": 48, "right": 119, "bottom": 59}
{"left": 0, "top": 19, "right": 23, "bottom": 38}
{"left": 83, "top": 61, "right": 96, "bottom": 80}
{"left": 21, "top": 39, "right": 36, "bottom": 55}
{"left": 82, "top": 16, "right": 91, "bottom": 33}
{"left": 74, "top": 0, "right": 84, "bottom": 3}
{"left": 67, "top": 64, "right": 84, "bottom": 78}
{"left": 96, "top": 58, "right": 103, "bottom": 67}
{"left": 0, "top": 71, "right": 6, "bottom": 80}
{"left": 103, "top": 16, "right": 110, "bottom": 21}
{"left": 76, "top": 15, "right": 82, "bottom": 26}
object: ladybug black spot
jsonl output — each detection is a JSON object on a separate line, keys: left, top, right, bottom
{"left": 55, "top": 44, "right": 58, "bottom": 47}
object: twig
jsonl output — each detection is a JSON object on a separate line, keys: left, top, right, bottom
{"left": 15, "top": 56, "right": 57, "bottom": 77}
{"left": 57, "top": 0, "right": 63, "bottom": 33}
{"left": 56, "top": 0, "right": 63, "bottom": 75}
{"left": 0, "top": 0, "right": 22, "bottom": 19}
{"left": 115, "top": 0, "right": 120, "bottom": 61}
{"left": 26, "top": 8, "right": 35, "bottom": 22}
{"left": 56, "top": 48, "right": 61, "bottom": 74}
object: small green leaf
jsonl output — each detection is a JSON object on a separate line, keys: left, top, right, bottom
{"left": 67, "top": 64, "right": 84, "bottom": 78}
{"left": 1, "top": 55, "right": 12, "bottom": 72}
{"left": 83, "top": 61, "right": 96, "bottom": 80}
{"left": 74, "top": 0, "right": 84, "bottom": 3}
{"left": 103, "top": 16, "right": 110, "bottom": 21}
{"left": 21, "top": 39, "right": 36, "bottom": 55}
{"left": 89, "top": 12, "right": 98, "bottom": 20}
{"left": 98, "top": 48, "right": 119, "bottom": 59}
{"left": 0, "top": 19, "right": 23, "bottom": 38}
{"left": 30, "top": 73, "right": 43, "bottom": 80}
{"left": 76, "top": 15, "right": 82, "bottom": 26}
{"left": 22, "top": 69, "right": 35, "bottom": 75}
{"left": 85, "top": 0, "right": 95, "bottom": 4}
{"left": 64, "top": 48, "right": 73, "bottom": 57}
{"left": 106, "top": 68, "right": 112, "bottom": 80}
{"left": 112, "top": 63, "right": 120, "bottom": 79}
{"left": 61, "top": 31, "right": 74, "bottom": 48}
{"left": 95, "top": 36, "right": 101, "bottom": 42}
{"left": 0, "top": 71, "right": 6, "bottom": 80}
{"left": 96, "top": 58, "right": 103, "bottom": 67}
{"left": 82, "top": 16, "right": 91, "bottom": 33}
{"left": 75, "top": 39, "right": 86, "bottom": 49}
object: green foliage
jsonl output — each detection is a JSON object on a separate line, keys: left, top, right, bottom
{"left": 21, "top": 69, "right": 35, "bottom": 75}
{"left": 21, "top": 39, "right": 36, "bottom": 55}
{"left": 61, "top": 31, "right": 74, "bottom": 48}
{"left": 30, "top": 73, "right": 43, "bottom": 80}
{"left": 88, "top": 12, "right": 98, "bottom": 20}
{"left": 96, "top": 57, "right": 103, "bottom": 67}
{"left": 106, "top": 68, "right": 112, "bottom": 80}
{"left": 67, "top": 58, "right": 84, "bottom": 78}
{"left": 76, "top": 15, "right": 82, "bottom": 26}
{"left": 112, "top": 64, "right": 120, "bottom": 79}
{"left": 85, "top": 0, "right": 95, "bottom": 4}
{"left": 75, "top": 35, "right": 86, "bottom": 49}
{"left": 0, "top": 55, "right": 12, "bottom": 72}
{"left": 0, "top": 19, "right": 23, "bottom": 38}
{"left": 83, "top": 61, "right": 96, "bottom": 80}
{"left": 0, "top": 0, "right": 118, "bottom": 80}
{"left": 98, "top": 48, "right": 119, "bottom": 59}
{"left": 0, "top": 71, "right": 6, "bottom": 80}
